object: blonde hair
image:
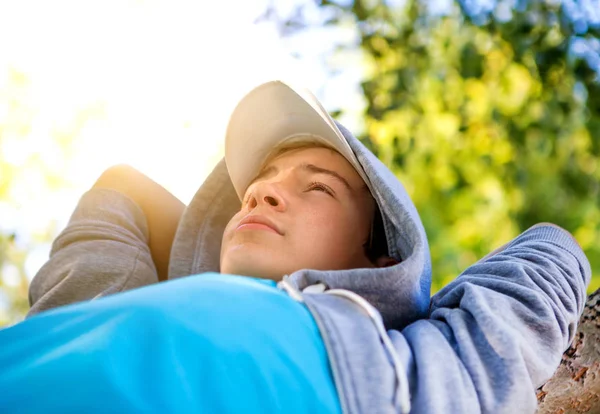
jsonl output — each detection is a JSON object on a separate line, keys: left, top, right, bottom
{"left": 260, "top": 138, "right": 371, "bottom": 195}
{"left": 259, "top": 139, "right": 337, "bottom": 171}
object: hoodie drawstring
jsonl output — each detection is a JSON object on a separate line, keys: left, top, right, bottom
{"left": 324, "top": 288, "right": 411, "bottom": 414}
{"left": 278, "top": 278, "right": 411, "bottom": 414}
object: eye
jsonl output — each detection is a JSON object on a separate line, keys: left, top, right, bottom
{"left": 306, "top": 181, "right": 334, "bottom": 197}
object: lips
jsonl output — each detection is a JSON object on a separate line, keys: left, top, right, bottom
{"left": 236, "top": 214, "right": 283, "bottom": 235}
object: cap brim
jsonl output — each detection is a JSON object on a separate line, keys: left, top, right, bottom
{"left": 225, "top": 80, "right": 370, "bottom": 200}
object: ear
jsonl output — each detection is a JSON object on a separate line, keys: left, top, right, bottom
{"left": 374, "top": 256, "right": 398, "bottom": 268}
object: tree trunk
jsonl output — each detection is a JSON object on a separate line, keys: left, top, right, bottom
{"left": 537, "top": 288, "right": 600, "bottom": 413}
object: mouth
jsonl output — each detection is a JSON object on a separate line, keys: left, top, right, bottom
{"left": 236, "top": 215, "right": 283, "bottom": 235}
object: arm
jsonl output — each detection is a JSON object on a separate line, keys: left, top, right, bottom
{"left": 92, "top": 164, "right": 185, "bottom": 282}
{"left": 395, "top": 223, "right": 590, "bottom": 413}
{"left": 28, "top": 165, "right": 184, "bottom": 316}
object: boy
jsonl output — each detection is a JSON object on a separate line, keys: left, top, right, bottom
{"left": 0, "top": 81, "right": 591, "bottom": 413}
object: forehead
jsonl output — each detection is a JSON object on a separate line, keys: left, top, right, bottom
{"left": 265, "top": 147, "right": 367, "bottom": 190}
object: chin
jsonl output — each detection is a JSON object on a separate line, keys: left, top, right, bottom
{"left": 221, "top": 245, "right": 285, "bottom": 281}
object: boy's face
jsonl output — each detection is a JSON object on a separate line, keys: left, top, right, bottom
{"left": 220, "top": 146, "right": 376, "bottom": 280}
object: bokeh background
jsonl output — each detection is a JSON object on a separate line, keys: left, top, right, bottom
{"left": 1, "top": 0, "right": 599, "bottom": 326}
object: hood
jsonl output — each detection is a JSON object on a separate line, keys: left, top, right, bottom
{"left": 169, "top": 122, "right": 432, "bottom": 329}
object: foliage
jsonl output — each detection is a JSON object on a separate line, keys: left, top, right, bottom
{"left": 0, "top": 69, "right": 35, "bottom": 325}
{"left": 0, "top": 68, "right": 89, "bottom": 326}
{"left": 0, "top": 234, "right": 29, "bottom": 326}
{"left": 264, "top": 0, "right": 600, "bottom": 292}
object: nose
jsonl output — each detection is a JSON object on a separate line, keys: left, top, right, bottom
{"left": 246, "top": 181, "right": 287, "bottom": 212}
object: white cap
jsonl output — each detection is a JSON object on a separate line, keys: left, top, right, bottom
{"left": 225, "top": 80, "right": 372, "bottom": 200}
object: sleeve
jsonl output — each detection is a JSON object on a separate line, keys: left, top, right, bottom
{"left": 395, "top": 223, "right": 591, "bottom": 414}
{"left": 27, "top": 188, "right": 159, "bottom": 317}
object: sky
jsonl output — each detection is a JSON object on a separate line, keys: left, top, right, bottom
{"left": 1, "top": 0, "right": 307, "bottom": 201}
{"left": 0, "top": 0, "right": 361, "bottom": 282}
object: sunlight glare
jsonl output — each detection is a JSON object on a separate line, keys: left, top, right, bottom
{"left": 0, "top": 0, "right": 305, "bottom": 204}
{"left": 0, "top": 0, "right": 312, "bottom": 280}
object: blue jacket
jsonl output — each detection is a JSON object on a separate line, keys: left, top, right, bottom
{"left": 28, "top": 122, "right": 591, "bottom": 413}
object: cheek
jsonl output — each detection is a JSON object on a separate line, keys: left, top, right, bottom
{"left": 221, "top": 213, "right": 243, "bottom": 247}
{"left": 301, "top": 206, "right": 361, "bottom": 248}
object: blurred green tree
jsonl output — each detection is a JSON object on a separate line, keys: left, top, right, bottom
{"left": 262, "top": 1, "right": 600, "bottom": 408}
{"left": 0, "top": 69, "right": 38, "bottom": 325}
{"left": 0, "top": 68, "right": 100, "bottom": 326}
{"left": 262, "top": 0, "right": 600, "bottom": 293}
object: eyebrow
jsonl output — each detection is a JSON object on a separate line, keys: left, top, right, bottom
{"left": 299, "top": 163, "right": 353, "bottom": 192}
{"left": 249, "top": 163, "right": 353, "bottom": 193}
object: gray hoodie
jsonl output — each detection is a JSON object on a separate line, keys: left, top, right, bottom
{"left": 29, "top": 123, "right": 591, "bottom": 414}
